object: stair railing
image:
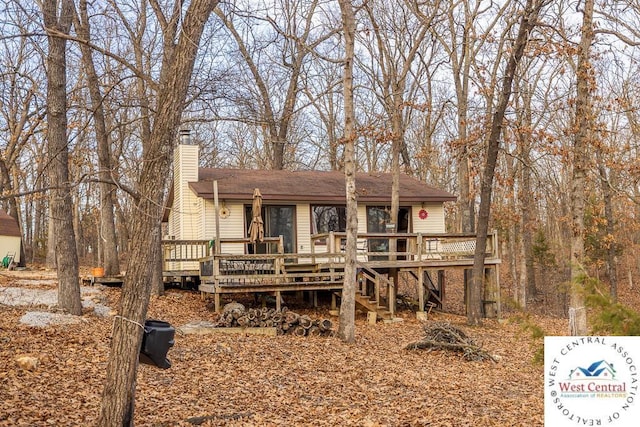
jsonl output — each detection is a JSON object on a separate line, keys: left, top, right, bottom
{"left": 356, "top": 262, "right": 396, "bottom": 316}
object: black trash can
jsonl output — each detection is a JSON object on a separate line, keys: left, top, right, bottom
{"left": 139, "top": 319, "right": 175, "bottom": 369}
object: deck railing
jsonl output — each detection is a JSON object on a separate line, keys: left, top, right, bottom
{"left": 310, "top": 231, "right": 499, "bottom": 262}
{"left": 162, "top": 231, "right": 500, "bottom": 272}
{"left": 162, "top": 237, "right": 285, "bottom": 272}
{"left": 162, "top": 239, "right": 211, "bottom": 272}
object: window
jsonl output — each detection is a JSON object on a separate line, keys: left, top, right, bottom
{"left": 312, "top": 206, "right": 347, "bottom": 234}
{"left": 366, "top": 206, "right": 391, "bottom": 233}
{"left": 311, "top": 205, "right": 346, "bottom": 245}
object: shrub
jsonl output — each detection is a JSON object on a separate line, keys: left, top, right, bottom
{"left": 584, "top": 276, "right": 640, "bottom": 335}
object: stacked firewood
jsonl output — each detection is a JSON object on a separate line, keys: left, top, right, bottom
{"left": 213, "top": 302, "right": 334, "bottom": 337}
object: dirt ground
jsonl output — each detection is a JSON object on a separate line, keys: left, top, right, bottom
{"left": 0, "top": 267, "right": 566, "bottom": 426}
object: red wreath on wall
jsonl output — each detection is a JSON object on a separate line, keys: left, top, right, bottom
{"left": 419, "top": 209, "right": 428, "bottom": 220}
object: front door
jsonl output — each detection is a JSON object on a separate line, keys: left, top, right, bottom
{"left": 366, "top": 206, "right": 411, "bottom": 259}
{"left": 367, "top": 207, "right": 390, "bottom": 260}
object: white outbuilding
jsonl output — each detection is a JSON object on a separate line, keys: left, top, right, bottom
{"left": 0, "top": 209, "right": 21, "bottom": 266}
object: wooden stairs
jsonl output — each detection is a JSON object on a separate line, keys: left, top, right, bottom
{"left": 355, "top": 291, "right": 393, "bottom": 320}
{"left": 354, "top": 263, "right": 396, "bottom": 321}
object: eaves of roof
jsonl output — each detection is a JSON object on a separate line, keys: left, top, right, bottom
{"left": 188, "top": 168, "right": 457, "bottom": 204}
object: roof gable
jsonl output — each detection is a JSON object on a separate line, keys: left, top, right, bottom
{"left": 0, "top": 209, "right": 20, "bottom": 237}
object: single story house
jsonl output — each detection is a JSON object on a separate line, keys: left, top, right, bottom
{"left": 161, "top": 136, "right": 503, "bottom": 318}
{"left": 163, "top": 139, "right": 457, "bottom": 265}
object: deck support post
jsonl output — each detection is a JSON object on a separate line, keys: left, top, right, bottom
{"left": 417, "top": 266, "right": 424, "bottom": 314}
{"left": 276, "top": 291, "right": 282, "bottom": 311}
{"left": 438, "top": 269, "right": 445, "bottom": 309}
{"left": 388, "top": 277, "right": 395, "bottom": 318}
{"left": 483, "top": 267, "right": 500, "bottom": 319}
{"left": 214, "top": 293, "right": 220, "bottom": 312}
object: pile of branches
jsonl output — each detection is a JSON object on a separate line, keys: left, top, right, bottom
{"left": 405, "top": 321, "right": 497, "bottom": 362}
{"left": 213, "top": 302, "right": 334, "bottom": 337}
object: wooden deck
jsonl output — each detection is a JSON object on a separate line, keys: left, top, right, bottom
{"left": 162, "top": 232, "right": 502, "bottom": 319}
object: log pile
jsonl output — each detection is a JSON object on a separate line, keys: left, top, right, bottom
{"left": 404, "top": 321, "right": 497, "bottom": 362}
{"left": 213, "top": 302, "right": 334, "bottom": 337}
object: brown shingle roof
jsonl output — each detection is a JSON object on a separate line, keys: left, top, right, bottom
{"left": 189, "top": 168, "right": 457, "bottom": 203}
{"left": 0, "top": 209, "right": 20, "bottom": 237}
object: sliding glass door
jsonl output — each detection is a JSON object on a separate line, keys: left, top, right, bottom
{"left": 245, "top": 205, "right": 296, "bottom": 254}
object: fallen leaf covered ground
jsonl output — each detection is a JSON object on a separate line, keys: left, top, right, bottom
{"left": 0, "top": 268, "right": 568, "bottom": 426}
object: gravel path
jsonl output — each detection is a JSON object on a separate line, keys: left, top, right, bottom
{"left": 0, "top": 285, "right": 112, "bottom": 327}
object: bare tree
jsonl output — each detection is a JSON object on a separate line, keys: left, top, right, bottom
{"left": 302, "top": 61, "right": 344, "bottom": 170}
{"left": 468, "top": 0, "right": 547, "bottom": 325}
{"left": 359, "top": 0, "right": 440, "bottom": 267}
{"left": 41, "top": 0, "right": 82, "bottom": 315}
{"left": 0, "top": 21, "right": 46, "bottom": 266}
{"left": 74, "top": 0, "right": 120, "bottom": 276}
{"left": 97, "top": 1, "right": 218, "bottom": 424}
{"left": 337, "top": 0, "right": 357, "bottom": 344}
{"left": 214, "top": 0, "right": 336, "bottom": 169}
{"left": 568, "top": 0, "right": 594, "bottom": 336}
{"left": 428, "top": 1, "right": 491, "bottom": 233}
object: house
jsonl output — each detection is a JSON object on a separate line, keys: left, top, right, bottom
{"left": 162, "top": 134, "right": 500, "bottom": 318}
{"left": 0, "top": 209, "right": 21, "bottom": 266}
{"left": 164, "top": 137, "right": 457, "bottom": 260}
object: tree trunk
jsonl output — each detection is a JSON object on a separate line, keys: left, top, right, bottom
{"left": 516, "top": 82, "right": 537, "bottom": 302}
{"left": 389, "top": 106, "right": 401, "bottom": 258}
{"left": 337, "top": 0, "right": 357, "bottom": 344}
{"left": 517, "top": 232, "right": 527, "bottom": 309}
{"left": 75, "top": 0, "right": 121, "bottom": 276}
{"left": 454, "top": 50, "right": 474, "bottom": 234}
{"left": 151, "top": 222, "right": 164, "bottom": 296}
{"left": 521, "top": 151, "right": 537, "bottom": 302}
{"left": 469, "top": 0, "right": 545, "bottom": 325}
{"left": 569, "top": 0, "right": 595, "bottom": 336}
{"left": 41, "top": 0, "right": 82, "bottom": 315}
{"left": 597, "top": 154, "right": 618, "bottom": 301}
{"left": 46, "top": 212, "right": 56, "bottom": 267}
{"left": 34, "top": 161, "right": 46, "bottom": 261}
{"left": 97, "top": 1, "right": 217, "bottom": 425}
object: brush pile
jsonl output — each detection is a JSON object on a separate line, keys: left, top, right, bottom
{"left": 405, "top": 321, "right": 497, "bottom": 362}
